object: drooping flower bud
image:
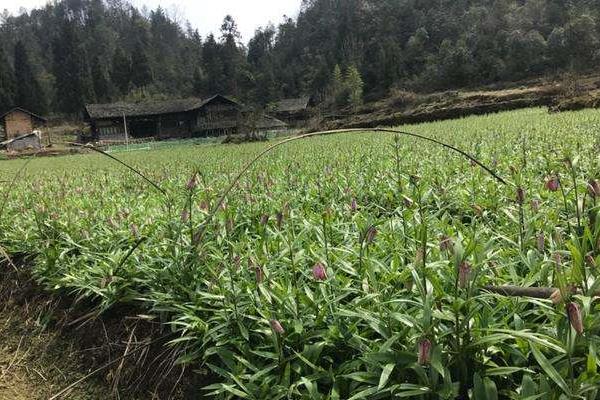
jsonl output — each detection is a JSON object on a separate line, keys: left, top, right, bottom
{"left": 588, "top": 179, "right": 600, "bottom": 199}
{"left": 276, "top": 211, "right": 284, "bottom": 229}
{"left": 186, "top": 173, "right": 198, "bottom": 190}
{"left": 536, "top": 232, "right": 545, "bottom": 253}
{"left": 458, "top": 261, "right": 471, "bottom": 289}
{"left": 270, "top": 319, "right": 285, "bottom": 334}
{"left": 586, "top": 253, "right": 596, "bottom": 268}
{"left": 312, "top": 262, "right": 327, "bottom": 281}
{"left": 545, "top": 176, "right": 560, "bottom": 192}
{"left": 439, "top": 235, "right": 454, "bottom": 254}
{"left": 199, "top": 200, "right": 209, "bottom": 211}
{"left": 365, "top": 226, "right": 377, "bottom": 244}
{"left": 553, "top": 252, "right": 562, "bottom": 268}
{"left": 516, "top": 187, "right": 525, "bottom": 204}
{"left": 260, "top": 214, "right": 269, "bottom": 226}
{"left": 350, "top": 198, "right": 357, "bottom": 212}
{"left": 130, "top": 223, "right": 140, "bottom": 238}
{"left": 181, "top": 209, "right": 190, "bottom": 223}
{"left": 567, "top": 302, "right": 584, "bottom": 335}
{"left": 418, "top": 339, "right": 432, "bottom": 365}
{"left": 250, "top": 261, "right": 264, "bottom": 283}
{"left": 530, "top": 199, "right": 541, "bottom": 213}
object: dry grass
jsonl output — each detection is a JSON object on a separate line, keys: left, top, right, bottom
{"left": 0, "top": 263, "right": 198, "bottom": 400}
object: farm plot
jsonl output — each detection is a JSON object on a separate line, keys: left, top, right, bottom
{"left": 1, "top": 107, "right": 600, "bottom": 399}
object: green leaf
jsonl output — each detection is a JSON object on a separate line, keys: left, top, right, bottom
{"left": 588, "top": 343, "right": 597, "bottom": 375}
{"left": 378, "top": 363, "right": 395, "bottom": 390}
{"left": 342, "top": 371, "right": 378, "bottom": 384}
{"left": 395, "top": 384, "right": 431, "bottom": 397}
{"left": 430, "top": 344, "right": 445, "bottom": 378}
{"left": 520, "top": 375, "right": 537, "bottom": 398}
{"left": 473, "top": 374, "right": 497, "bottom": 400}
{"left": 203, "top": 383, "right": 250, "bottom": 398}
{"left": 473, "top": 329, "right": 565, "bottom": 353}
{"left": 485, "top": 367, "right": 533, "bottom": 376}
{"left": 473, "top": 373, "right": 485, "bottom": 399}
{"left": 483, "top": 377, "right": 498, "bottom": 400}
{"left": 348, "top": 386, "right": 380, "bottom": 400}
{"left": 300, "top": 377, "right": 320, "bottom": 400}
{"left": 529, "top": 342, "right": 571, "bottom": 396}
{"left": 238, "top": 320, "right": 249, "bottom": 341}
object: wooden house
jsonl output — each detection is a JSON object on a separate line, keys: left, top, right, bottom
{"left": 272, "top": 96, "right": 315, "bottom": 126}
{"left": 84, "top": 95, "right": 287, "bottom": 141}
{"left": 0, "top": 107, "right": 47, "bottom": 142}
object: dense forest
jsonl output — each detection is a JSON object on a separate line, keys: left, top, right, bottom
{"left": 0, "top": 0, "right": 599, "bottom": 117}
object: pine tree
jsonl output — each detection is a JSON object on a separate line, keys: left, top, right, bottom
{"left": 202, "top": 34, "right": 224, "bottom": 94}
{"left": 345, "top": 65, "right": 364, "bottom": 110}
{"left": 330, "top": 64, "right": 344, "bottom": 105}
{"left": 91, "top": 57, "right": 110, "bottom": 103}
{"left": 130, "top": 41, "right": 153, "bottom": 88}
{"left": 53, "top": 21, "right": 95, "bottom": 115}
{"left": 0, "top": 45, "right": 15, "bottom": 114}
{"left": 14, "top": 41, "right": 47, "bottom": 114}
{"left": 220, "top": 16, "right": 245, "bottom": 96}
{"left": 111, "top": 47, "right": 131, "bottom": 95}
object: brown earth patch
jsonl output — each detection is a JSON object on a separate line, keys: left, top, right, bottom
{"left": 0, "top": 257, "right": 206, "bottom": 400}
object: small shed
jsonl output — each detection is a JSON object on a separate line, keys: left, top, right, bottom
{"left": 0, "top": 132, "right": 42, "bottom": 152}
{"left": 0, "top": 107, "right": 47, "bottom": 142}
{"left": 273, "top": 96, "right": 314, "bottom": 126}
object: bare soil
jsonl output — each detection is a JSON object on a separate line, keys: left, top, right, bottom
{"left": 0, "top": 259, "right": 204, "bottom": 400}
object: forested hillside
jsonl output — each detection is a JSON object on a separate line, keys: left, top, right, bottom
{"left": 0, "top": 0, "right": 599, "bottom": 116}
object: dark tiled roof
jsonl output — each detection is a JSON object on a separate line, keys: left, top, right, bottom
{"left": 256, "top": 115, "right": 287, "bottom": 129}
{"left": 85, "top": 95, "right": 240, "bottom": 119}
{"left": 0, "top": 107, "right": 47, "bottom": 122}
{"left": 274, "top": 97, "right": 311, "bottom": 113}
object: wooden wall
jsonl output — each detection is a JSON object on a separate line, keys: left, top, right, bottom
{"left": 5, "top": 110, "right": 34, "bottom": 139}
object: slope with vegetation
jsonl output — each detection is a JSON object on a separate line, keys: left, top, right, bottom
{"left": 0, "top": 0, "right": 599, "bottom": 117}
{"left": 1, "top": 108, "right": 600, "bottom": 398}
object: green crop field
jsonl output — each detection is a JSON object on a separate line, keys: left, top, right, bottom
{"left": 2, "top": 107, "right": 600, "bottom": 399}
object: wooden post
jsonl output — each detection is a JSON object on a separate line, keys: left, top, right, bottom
{"left": 122, "top": 113, "right": 129, "bottom": 151}
{"left": 46, "top": 124, "right": 52, "bottom": 147}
